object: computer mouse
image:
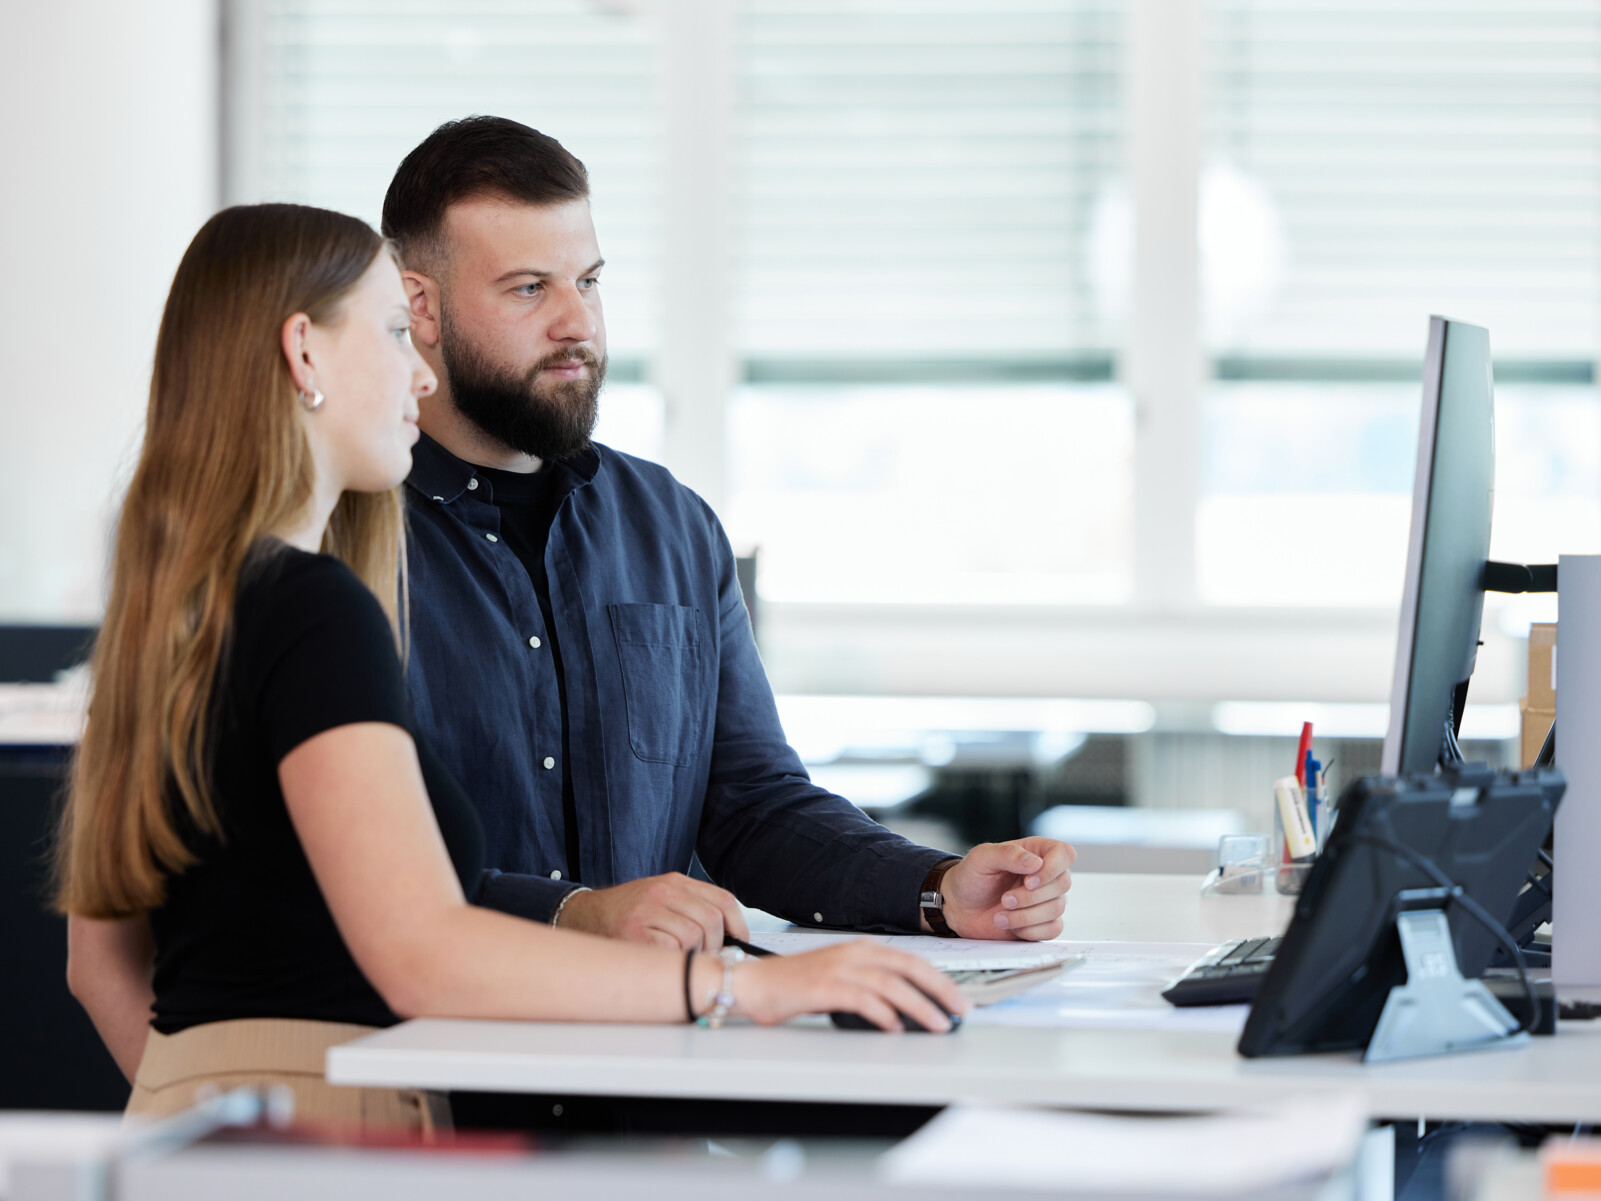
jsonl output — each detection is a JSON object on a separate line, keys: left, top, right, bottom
{"left": 829, "top": 987, "right": 962, "bottom": 1033}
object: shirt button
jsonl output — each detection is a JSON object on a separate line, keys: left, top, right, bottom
{"left": 486, "top": 533, "right": 499, "bottom": 543}
{"left": 813, "top": 912, "right": 823, "bottom": 923}
{"left": 528, "top": 636, "right": 541, "bottom": 649}
{"left": 467, "top": 478, "right": 479, "bottom": 490}
{"left": 543, "top": 756, "right": 556, "bottom": 769}
{"left": 550, "top": 869, "right": 562, "bottom": 880}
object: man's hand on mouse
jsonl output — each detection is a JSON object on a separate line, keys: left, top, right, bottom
{"left": 930, "top": 837, "right": 1077, "bottom": 941}
{"left": 554, "top": 872, "right": 750, "bottom": 949}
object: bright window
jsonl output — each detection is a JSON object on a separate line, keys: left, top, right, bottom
{"left": 727, "top": 383, "right": 1134, "bottom": 603}
{"left": 253, "top": 0, "right": 663, "bottom": 357}
{"left": 733, "top": 0, "right": 1124, "bottom": 358}
{"left": 1197, "top": 0, "right": 1601, "bottom": 609}
{"left": 1198, "top": 382, "right": 1416, "bottom": 606}
{"left": 1202, "top": 0, "right": 1601, "bottom": 359}
{"left": 236, "top": 2, "right": 1601, "bottom": 649}
{"left": 727, "top": 2, "right": 1131, "bottom": 603}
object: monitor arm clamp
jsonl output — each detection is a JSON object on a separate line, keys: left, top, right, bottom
{"left": 1483, "top": 561, "right": 1558, "bottom": 594}
{"left": 1436, "top": 562, "right": 1558, "bottom": 769}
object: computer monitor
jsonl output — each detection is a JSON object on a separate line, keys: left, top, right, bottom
{"left": 1381, "top": 316, "right": 1495, "bottom": 776}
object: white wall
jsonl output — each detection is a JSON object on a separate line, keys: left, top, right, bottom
{"left": 0, "top": 1, "right": 218, "bottom": 622}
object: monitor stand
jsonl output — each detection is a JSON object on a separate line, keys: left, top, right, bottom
{"left": 1365, "top": 908, "right": 1530, "bottom": 1063}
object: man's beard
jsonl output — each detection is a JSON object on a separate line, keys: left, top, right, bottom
{"left": 439, "top": 310, "right": 605, "bottom": 462}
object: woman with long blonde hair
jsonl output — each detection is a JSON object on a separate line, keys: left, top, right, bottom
{"left": 58, "top": 203, "right": 965, "bottom": 1129}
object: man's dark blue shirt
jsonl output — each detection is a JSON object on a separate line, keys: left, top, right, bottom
{"left": 403, "top": 432, "right": 950, "bottom": 931}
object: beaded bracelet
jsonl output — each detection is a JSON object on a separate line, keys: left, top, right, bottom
{"left": 697, "top": 947, "right": 745, "bottom": 1029}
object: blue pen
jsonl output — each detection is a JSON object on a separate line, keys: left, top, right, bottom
{"left": 1304, "top": 750, "right": 1321, "bottom": 838}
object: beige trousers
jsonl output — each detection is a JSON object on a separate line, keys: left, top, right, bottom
{"left": 125, "top": 1018, "right": 449, "bottom": 1134}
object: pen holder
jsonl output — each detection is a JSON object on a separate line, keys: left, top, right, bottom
{"left": 1201, "top": 833, "right": 1273, "bottom": 896}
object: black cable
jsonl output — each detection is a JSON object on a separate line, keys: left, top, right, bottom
{"left": 1535, "top": 720, "right": 1556, "bottom": 768}
{"left": 1347, "top": 833, "right": 1537, "bottom": 1035}
{"left": 1516, "top": 850, "right": 1553, "bottom": 912}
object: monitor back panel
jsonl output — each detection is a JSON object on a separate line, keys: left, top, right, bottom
{"left": 1238, "top": 767, "right": 1561, "bottom": 1058}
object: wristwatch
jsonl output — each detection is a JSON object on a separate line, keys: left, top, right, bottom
{"left": 919, "top": 858, "right": 962, "bottom": 938}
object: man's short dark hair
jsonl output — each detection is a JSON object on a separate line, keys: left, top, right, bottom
{"left": 382, "top": 115, "right": 589, "bottom": 275}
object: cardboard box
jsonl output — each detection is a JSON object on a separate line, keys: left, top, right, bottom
{"left": 1530, "top": 622, "right": 1556, "bottom": 710}
{"left": 1521, "top": 622, "right": 1557, "bottom": 768}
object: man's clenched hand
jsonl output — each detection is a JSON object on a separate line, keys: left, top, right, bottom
{"left": 555, "top": 872, "right": 750, "bottom": 950}
{"left": 932, "top": 837, "right": 1077, "bottom": 941}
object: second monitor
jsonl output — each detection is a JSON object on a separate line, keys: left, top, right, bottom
{"left": 1382, "top": 315, "right": 1495, "bottom": 776}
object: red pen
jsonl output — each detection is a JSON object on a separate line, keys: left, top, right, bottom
{"left": 1294, "top": 721, "right": 1314, "bottom": 786}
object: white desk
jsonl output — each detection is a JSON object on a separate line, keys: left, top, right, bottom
{"left": 328, "top": 874, "right": 1601, "bottom": 1126}
{"left": 0, "top": 681, "right": 85, "bottom": 746}
{"left": 1048, "top": 872, "right": 1294, "bottom": 943}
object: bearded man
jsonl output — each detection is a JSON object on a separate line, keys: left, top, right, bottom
{"left": 384, "top": 116, "right": 1075, "bottom": 952}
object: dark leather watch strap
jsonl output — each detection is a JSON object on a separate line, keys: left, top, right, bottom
{"left": 919, "top": 858, "right": 962, "bottom": 938}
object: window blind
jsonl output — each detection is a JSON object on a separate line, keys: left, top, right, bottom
{"left": 254, "top": 0, "right": 662, "bottom": 355}
{"left": 734, "top": 0, "right": 1124, "bottom": 360}
{"left": 1205, "top": 0, "right": 1601, "bottom": 361}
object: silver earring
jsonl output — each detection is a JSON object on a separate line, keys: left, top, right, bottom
{"left": 298, "top": 378, "right": 325, "bottom": 412}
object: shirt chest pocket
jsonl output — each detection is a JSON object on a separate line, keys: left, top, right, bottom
{"left": 608, "top": 603, "right": 710, "bottom": 767}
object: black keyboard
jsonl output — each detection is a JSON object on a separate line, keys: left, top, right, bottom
{"left": 1162, "top": 936, "right": 1282, "bottom": 1007}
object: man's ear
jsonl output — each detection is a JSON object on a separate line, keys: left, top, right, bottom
{"left": 404, "top": 271, "right": 443, "bottom": 349}
{"left": 280, "top": 312, "right": 317, "bottom": 393}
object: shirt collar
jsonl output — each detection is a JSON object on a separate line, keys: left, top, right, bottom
{"left": 563, "top": 443, "right": 601, "bottom": 484}
{"left": 406, "top": 431, "right": 602, "bottom": 504}
{"left": 406, "top": 432, "right": 478, "bottom": 504}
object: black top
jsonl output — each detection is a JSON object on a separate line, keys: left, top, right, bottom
{"left": 149, "top": 545, "right": 485, "bottom": 1034}
{"left": 474, "top": 462, "right": 582, "bottom": 881}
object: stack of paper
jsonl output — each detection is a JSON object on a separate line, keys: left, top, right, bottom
{"left": 879, "top": 1094, "right": 1368, "bottom": 1195}
{"left": 749, "top": 930, "right": 1080, "bottom": 972}
{"left": 960, "top": 941, "right": 1252, "bottom": 1033}
{"left": 755, "top": 932, "right": 1253, "bottom": 1032}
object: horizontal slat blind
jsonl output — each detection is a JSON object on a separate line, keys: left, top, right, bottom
{"left": 1205, "top": 0, "right": 1601, "bottom": 359}
{"left": 255, "top": 0, "right": 661, "bottom": 354}
{"left": 734, "top": 0, "right": 1124, "bottom": 358}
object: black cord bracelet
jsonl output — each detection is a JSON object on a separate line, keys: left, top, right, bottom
{"left": 683, "top": 949, "right": 698, "bottom": 1023}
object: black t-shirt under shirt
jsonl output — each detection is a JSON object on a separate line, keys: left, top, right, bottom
{"left": 473, "top": 461, "right": 582, "bottom": 881}
{"left": 149, "top": 545, "right": 484, "bottom": 1034}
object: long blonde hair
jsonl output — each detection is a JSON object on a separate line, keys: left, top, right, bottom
{"left": 58, "top": 203, "right": 406, "bottom": 918}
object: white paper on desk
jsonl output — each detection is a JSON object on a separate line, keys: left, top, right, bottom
{"left": 750, "top": 929, "right": 1082, "bottom": 971}
{"left": 960, "top": 940, "right": 1251, "bottom": 1033}
{"left": 879, "top": 1093, "right": 1367, "bottom": 1195}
